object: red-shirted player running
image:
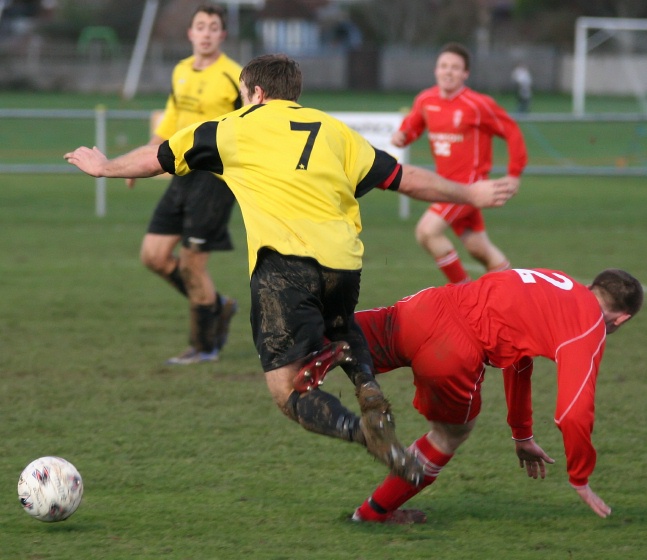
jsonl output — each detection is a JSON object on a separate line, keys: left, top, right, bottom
{"left": 351, "top": 268, "right": 642, "bottom": 524}
{"left": 392, "top": 43, "right": 528, "bottom": 284}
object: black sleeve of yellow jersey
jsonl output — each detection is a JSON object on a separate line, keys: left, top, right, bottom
{"left": 156, "top": 122, "right": 223, "bottom": 175}
{"left": 354, "top": 147, "right": 402, "bottom": 198}
{"left": 157, "top": 141, "right": 176, "bottom": 174}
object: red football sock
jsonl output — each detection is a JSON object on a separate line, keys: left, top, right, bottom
{"left": 436, "top": 250, "right": 470, "bottom": 284}
{"left": 355, "top": 435, "right": 454, "bottom": 521}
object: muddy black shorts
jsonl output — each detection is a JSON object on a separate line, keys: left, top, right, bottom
{"left": 250, "top": 249, "right": 363, "bottom": 372}
{"left": 147, "top": 170, "right": 235, "bottom": 252}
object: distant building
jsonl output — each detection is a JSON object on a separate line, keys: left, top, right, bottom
{"left": 257, "top": 0, "right": 325, "bottom": 54}
{"left": 256, "top": 0, "right": 362, "bottom": 55}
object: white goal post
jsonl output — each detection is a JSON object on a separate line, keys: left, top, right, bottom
{"left": 573, "top": 16, "right": 647, "bottom": 115}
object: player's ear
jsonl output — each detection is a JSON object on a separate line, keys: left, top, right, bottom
{"left": 614, "top": 313, "right": 631, "bottom": 327}
{"left": 254, "top": 85, "right": 267, "bottom": 103}
{"left": 606, "top": 312, "right": 631, "bottom": 333}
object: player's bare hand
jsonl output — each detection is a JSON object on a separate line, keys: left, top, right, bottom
{"left": 573, "top": 484, "right": 612, "bottom": 518}
{"left": 502, "top": 175, "right": 520, "bottom": 196}
{"left": 515, "top": 438, "right": 555, "bottom": 479}
{"left": 64, "top": 146, "right": 107, "bottom": 177}
{"left": 125, "top": 178, "right": 137, "bottom": 189}
{"left": 469, "top": 177, "right": 518, "bottom": 208}
{"left": 391, "top": 131, "right": 407, "bottom": 148}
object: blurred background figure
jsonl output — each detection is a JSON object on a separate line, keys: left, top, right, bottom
{"left": 392, "top": 43, "right": 527, "bottom": 285}
{"left": 511, "top": 63, "right": 532, "bottom": 113}
{"left": 130, "top": 3, "right": 242, "bottom": 365}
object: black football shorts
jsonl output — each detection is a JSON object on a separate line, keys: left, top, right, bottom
{"left": 250, "top": 249, "right": 362, "bottom": 372}
{"left": 147, "top": 170, "right": 235, "bottom": 252}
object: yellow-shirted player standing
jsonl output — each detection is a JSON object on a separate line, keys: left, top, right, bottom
{"left": 128, "top": 4, "right": 241, "bottom": 365}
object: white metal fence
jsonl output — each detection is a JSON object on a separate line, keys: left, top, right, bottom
{"left": 2, "top": 108, "right": 646, "bottom": 217}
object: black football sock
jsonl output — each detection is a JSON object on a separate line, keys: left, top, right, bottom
{"left": 329, "top": 320, "right": 377, "bottom": 388}
{"left": 167, "top": 262, "right": 188, "bottom": 297}
{"left": 213, "top": 292, "right": 223, "bottom": 315}
{"left": 285, "top": 390, "right": 363, "bottom": 443}
{"left": 190, "top": 303, "right": 217, "bottom": 353}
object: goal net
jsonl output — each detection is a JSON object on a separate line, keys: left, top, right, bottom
{"left": 573, "top": 16, "right": 647, "bottom": 115}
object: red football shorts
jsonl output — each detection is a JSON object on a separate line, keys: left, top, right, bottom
{"left": 356, "top": 290, "right": 486, "bottom": 424}
{"left": 429, "top": 202, "right": 485, "bottom": 236}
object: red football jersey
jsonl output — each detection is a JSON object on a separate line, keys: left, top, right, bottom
{"left": 398, "top": 86, "right": 527, "bottom": 182}
{"left": 450, "top": 269, "right": 605, "bottom": 485}
{"left": 386, "top": 269, "right": 605, "bottom": 486}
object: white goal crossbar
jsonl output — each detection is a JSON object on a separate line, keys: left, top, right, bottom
{"left": 573, "top": 16, "right": 647, "bottom": 115}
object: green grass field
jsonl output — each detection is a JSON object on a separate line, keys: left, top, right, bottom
{"left": 1, "top": 92, "right": 647, "bottom": 559}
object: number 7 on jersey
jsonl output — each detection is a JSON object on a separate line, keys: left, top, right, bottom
{"left": 290, "top": 121, "right": 321, "bottom": 170}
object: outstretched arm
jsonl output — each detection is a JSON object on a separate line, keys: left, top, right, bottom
{"left": 125, "top": 135, "right": 166, "bottom": 188}
{"left": 503, "top": 358, "right": 556, "bottom": 478}
{"left": 64, "top": 144, "right": 164, "bottom": 179}
{"left": 398, "top": 164, "right": 517, "bottom": 208}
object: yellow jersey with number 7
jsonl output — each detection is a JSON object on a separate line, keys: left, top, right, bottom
{"left": 159, "top": 99, "right": 399, "bottom": 275}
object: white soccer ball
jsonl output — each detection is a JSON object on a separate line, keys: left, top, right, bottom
{"left": 17, "top": 456, "right": 84, "bottom": 522}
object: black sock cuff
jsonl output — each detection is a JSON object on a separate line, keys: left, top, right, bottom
{"left": 168, "top": 264, "right": 188, "bottom": 296}
{"left": 214, "top": 292, "right": 223, "bottom": 315}
{"left": 368, "top": 497, "right": 388, "bottom": 515}
{"left": 342, "top": 362, "right": 375, "bottom": 387}
{"left": 286, "top": 391, "right": 300, "bottom": 421}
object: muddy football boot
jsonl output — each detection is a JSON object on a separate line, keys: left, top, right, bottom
{"left": 357, "top": 381, "right": 424, "bottom": 486}
{"left": 293, "top": 341, "right": 353, "bottom": 393}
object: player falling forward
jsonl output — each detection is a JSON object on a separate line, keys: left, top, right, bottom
{"left": 351, "top": 268, "right": 642, "bottom": 523}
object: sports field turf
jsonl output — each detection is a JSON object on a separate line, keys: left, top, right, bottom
{"left": 1, "top": 92, "right": 646, "bottom": 559}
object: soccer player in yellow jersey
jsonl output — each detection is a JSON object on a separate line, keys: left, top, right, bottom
{"left": 65, "top": 54, "right": 517, "bottom": 485}
{"left": 128, "top": 4, "right": 242, "bottom": 365}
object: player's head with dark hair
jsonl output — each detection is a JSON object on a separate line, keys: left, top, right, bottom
{"left": 438, "top": 42, "right": 471, "bottom": 72}
{"left": 240, "top": 54, "right": 302, "bottom": 102}
{"left": 591, "top": 269, "right": 643, "bottom": 316}
{"left": 192, "top": 3, "right": 227, "bottom": 30}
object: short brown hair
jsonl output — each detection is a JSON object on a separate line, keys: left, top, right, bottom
{"left": 591, "top": 269, "right": 643, "bottom": 316}
{"left": 438, "top": 42, "right": 471, "bottom": 72}
{"left": 192, "top": 3, "right": 227, "bottom": 30}
{"left": 240, "top": 54, "right": 302, "bottom": 102}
